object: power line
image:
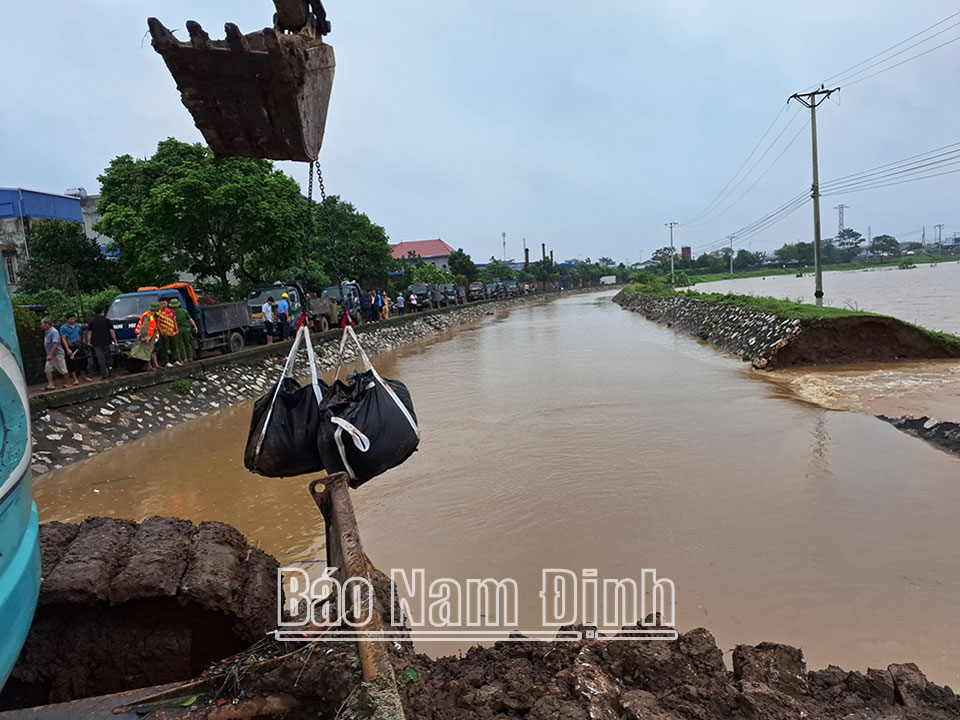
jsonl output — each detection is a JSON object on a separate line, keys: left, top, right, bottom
{"left": 682, "top": 103, "right": 792, "bottom": 225}
{"left": 842, "top": 34, "right": 960, "bottom": 87}
{"left": 807, "top": 10, "right": 960, "bottom": 90}
{"left": 822, "top": 165, "right": 960, "bottom": 197}
{"left": 686, "top": 118, "right": 810, "bottom": 229}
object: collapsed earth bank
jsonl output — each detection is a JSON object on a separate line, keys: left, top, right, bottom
{"left": 612, "top": 289, "right": 960, "bottom": 369}
{"left": 3, "top": 518, "right": 960, "bottom": 719}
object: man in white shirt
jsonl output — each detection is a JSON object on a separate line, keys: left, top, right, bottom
{"left": 262, "top": 296, "right": 276, "bottom": 345}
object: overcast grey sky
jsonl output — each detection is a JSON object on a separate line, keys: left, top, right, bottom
{"left": 2, "top": 1, "right": 958, "bottom": 264}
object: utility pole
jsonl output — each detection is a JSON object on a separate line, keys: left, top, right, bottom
{"left": 665, "top": 222, "right": 678, "bottom": 284}
{"left": 728, "top": 235, "right": 735, "bottom": 275}
{"left": 834, "top": 204, "right": 848, "bottom": 235}
{"left": 790, "top": 86, "right": 839, "bottom": 306}
{"left": 935, "top": 223, "right": 944, "bottom": 256}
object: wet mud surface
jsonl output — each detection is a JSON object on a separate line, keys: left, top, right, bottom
{"left": 397, "top": 627, "right": 960, "bottom": 719}
{"left": 0, "top": 517, "right": 278, "bottom": 709}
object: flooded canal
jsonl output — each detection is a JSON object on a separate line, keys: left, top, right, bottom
{"left": 34, "top": 291, "right": 960, "bottom": 684}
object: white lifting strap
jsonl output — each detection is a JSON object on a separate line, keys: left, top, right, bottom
{"left": 327, "top": 325, "right": 420, "bottom": 480}
{"left": 254, "top": 325, "right": 324, "bottom": 460}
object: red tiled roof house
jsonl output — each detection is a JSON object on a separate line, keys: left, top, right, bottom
{"left": 390, "top": 238, "right": 454, "bottom": 271}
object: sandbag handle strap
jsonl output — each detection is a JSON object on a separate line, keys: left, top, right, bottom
{"left": 331, "top": 417, "right": 371, "bottom": 481}
{"left": 333, "top": 324, "right": 373, "bottom": 381}
{"left": 254, "top": 326, "right": 306, "bottom": 461}
{"left": 333, "top": 325, "right": 419, "bottom": 440}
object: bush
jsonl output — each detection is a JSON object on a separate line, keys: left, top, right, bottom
{"left": 13, "top": 286, "right": 121, "bottom": 325}
{"left": 170, "top": 379, "right": 193, "bottom": 394}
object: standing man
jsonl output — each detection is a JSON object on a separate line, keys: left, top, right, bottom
{"left": 41, "top": 317, "right": 69, "bottom": 390}
{"left": 409, "top": 290, "right": 418, "bottom": 313}
{"left": 169, "top": 298, "right": 197, "bottom": 362}
{"left": 277, "top": 292, "right": 290, "bottom": 341}
{"left": 59, "top": 312, "right": 88, "bottom": 385}
{"left": 262, "top": 296, "right": 276, "bottom": 345}
{"left": 395, "top": 292, "right": 405, "bottom": 317}
{"left": 156, "top": 298, "right": 181, "bottom": 367}
{"left": 86, "top": 305, "right": 117, "bottom": 380}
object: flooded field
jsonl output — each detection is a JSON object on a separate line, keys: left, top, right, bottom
{"left": 693, "top": 260, "right": 960, "bottom": 335}
{"left": 34, "top": 290, "right": 960, "bottom": 684}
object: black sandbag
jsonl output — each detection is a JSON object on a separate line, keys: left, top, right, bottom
{"left": 318, "top": 370, "right": 419, "bottom": 487}
{"left": 244, "top": 376, "right": 327, "bottom": 477}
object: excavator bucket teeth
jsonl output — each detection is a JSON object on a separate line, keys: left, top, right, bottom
{"left": 147, "top": 17, "right": 334, "bottom": 162}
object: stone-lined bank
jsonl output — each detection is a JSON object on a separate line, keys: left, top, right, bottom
{"left": 30, "top": 288, "right": 614, "bottom": 473}
{"left": 613, "top": 289, "right": 960, "bottom": 369}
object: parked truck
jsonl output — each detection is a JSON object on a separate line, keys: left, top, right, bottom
{"left": 247, "top": 282, "right": 339, "bottom": 339}
{"left": 108, "top": 283, "right": 249, "bottom": 358}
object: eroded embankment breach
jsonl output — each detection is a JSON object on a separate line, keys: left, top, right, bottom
{"left": 613, "top": 290, "right": 960, "bottom": 369}
{"left": 30, "top": 289, "right": 610, "bottom": 473}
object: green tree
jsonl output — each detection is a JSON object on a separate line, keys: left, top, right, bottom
{"left": 835, "top": 227, "right": 863, "bottom": 249}
{"left": 448, "top": 248, "right": 478, "bottom": 280}
{"left": 597, "top": 256, "right": 614, "bottom": 267}
{"left": 18, "top": 220, "right": 115, "bottom": 293}
{"left": 96, "top": 138, "right": 306, "bottom": 296}
{"left": 411, "top": 264, "right": 454, "bottom": 285}
{"left": 870, "top": 234, "right": 899, "bottom": 256}
{"left": 795, "top": 241, "right": 815, "bottom": 264}
{"left": 313, "top": 196, "right": 396, "bottom": 288}
{"left": 479, "top": 259, "right": 517, "bottom": 281}
{"left": 734, "top": 248, "right": 761, "bottom": 269}
{"left": 774, "top": 244, "right": 798, "bottom": 263}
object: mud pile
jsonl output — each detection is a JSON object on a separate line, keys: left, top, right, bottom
{"left": 396, "top": 629, "right": 960, "bottom": 719}
{"left": 0, "top": 517, "right": 278, "bottom": 709}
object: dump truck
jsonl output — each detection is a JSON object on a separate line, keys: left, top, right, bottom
{"left": 247, "top": 282, "right": 338, "bottom": 340}
{"left": 108, "top": 284, "right": 249, "bottom": 356}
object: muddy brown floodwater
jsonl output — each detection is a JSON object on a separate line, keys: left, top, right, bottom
{"left": 34, "top": 291, "right": 960, "bottom": 685}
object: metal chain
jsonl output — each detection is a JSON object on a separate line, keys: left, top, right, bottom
{"left": 316, "top": 161, "right": 326, "bottom": 203}
{"left": 316, "top": 161, "right": 338, "bottom": 283}
{"left": 306, "top": 160, "right": 315, "bottom": 239}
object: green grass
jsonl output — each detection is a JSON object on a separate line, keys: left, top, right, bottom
{"left": 688, "top": 255, "right": 955, "bottom": 285}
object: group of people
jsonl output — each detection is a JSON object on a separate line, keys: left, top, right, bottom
{"left": 130, "top": 297, "right": 198, "bottom": 371}
{"left": 259, "top": 293, "right": 291, "bottom": 344}
{"left": 40, "top": 307, "right": 118, "bottom": 390}
{"left": 337, "top": 288, "right": 434, "bottom": 328}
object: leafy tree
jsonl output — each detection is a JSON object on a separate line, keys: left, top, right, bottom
{"left": 774, "top": 244, "right": 798, "bottom": 263}
{"left": 835, "top": 227, "right": 863, "bottom": 249}
{"left": 411, "top": 264, "right": 454, "bottom": 285}
{"left": 695, "top": 253, "right": 726, "bottom": 273}
{"left": 734, "top": 249, "right": 761, "bottom": 269}
{"left": 870, "top": 234, "right": 899, "bottom": 256}
{"left": 597, "top": 256, "right": 614, "bottom": 267}
{"left": 97, "top": 138, "right": 307, "bottom": 296}
{"left": 651, "top": 247, "right": 673, "bottom": 262}
{"left": 795, "top": 241, "right": 815, "bottom": 264}
{"left": 479, "top": 260, "right": 516, "bottom": 282}
{"left": 312, "top": 196, "right": 395, "bottom": 288}
{"left": 448, "top": 248, "right": 478, "bottom": 280}
{"left": 18, "top": 220, "right": 116, "bottom": 294}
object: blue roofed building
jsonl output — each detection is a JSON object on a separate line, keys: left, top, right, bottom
{"left": 0, "top": 188, "right": 85, "bottom": 291}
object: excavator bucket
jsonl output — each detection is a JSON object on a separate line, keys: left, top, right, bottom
{"left": 147, "top": 17, "right": 334, "bottom": 162}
